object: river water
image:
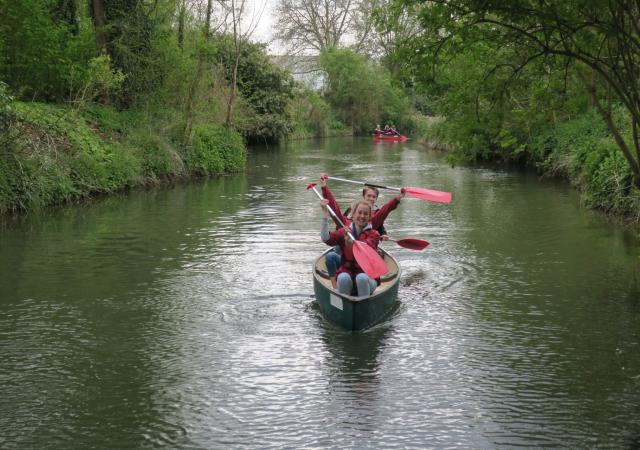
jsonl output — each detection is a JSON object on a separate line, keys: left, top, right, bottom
{"left": 1, "top": 137, "right": 639, "bottom": 449}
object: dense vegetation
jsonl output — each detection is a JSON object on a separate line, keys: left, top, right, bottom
{"left": 374, "top": 0, "right": 640, "bottom": 219}
{"left": 0, "top": 0, "right": 294, "bottom": 213}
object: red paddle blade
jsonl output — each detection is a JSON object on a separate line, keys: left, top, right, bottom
{"left": 396, "top": 238, "right": 430, "bottom": 251}
{"left": 403, "top": 187, "right": 452, "bottom": 204}
{"left": 353, "top": 241, "right": 388, "bottom": 278}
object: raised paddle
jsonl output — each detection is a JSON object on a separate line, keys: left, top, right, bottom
{"left": 307, "top": 183, "right": 388, "bottom": 279}
{"left": 327, "top": 176, "right": 452, "bottom": 204}
{"left": 384, "top": 237, "right": 430, "bottom": 251}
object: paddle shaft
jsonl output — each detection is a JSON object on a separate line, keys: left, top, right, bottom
{"left": 326, "top": 175, "right": 452, "bottom": 203}
{"left": 327, "top": 176, "right": 401, "bottom": 193}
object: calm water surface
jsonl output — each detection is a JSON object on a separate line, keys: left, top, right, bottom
{"left": 1, "top": 137, "right": 639, "bottom": 449}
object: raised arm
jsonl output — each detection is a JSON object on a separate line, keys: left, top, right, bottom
{"left": 371, "top": 193, "right": 403, "bottom": 230}
{"left": 320, "top": 198, "right": 345, "bottom": 246}
{"left": 320, "top": 173, "right": 348, "bottom": 228}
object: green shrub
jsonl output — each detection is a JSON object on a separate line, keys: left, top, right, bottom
{"left": 288, "top": 89, "right": 331, "bottom": 138}
{"left": 184, "top": 124, "right": 246, "bottom": 175}
{"left": 581, "top": 142, "right": 633, "bottom": 214}
{"left": 129, "top": 130, "right": 186, "bottom": 181}
{"left": 68, "top": 54, "right": 125, "bottom": 110}
{"left": 529, "top": 108, "right": 610, "bottom": 176}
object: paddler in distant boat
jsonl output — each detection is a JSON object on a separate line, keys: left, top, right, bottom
{"left": 374, "top": 124, "right": 382, "bottom": 135}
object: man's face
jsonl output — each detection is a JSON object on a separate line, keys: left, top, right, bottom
{"left": 363, "top": 189, "right": 377, "bottom": 206}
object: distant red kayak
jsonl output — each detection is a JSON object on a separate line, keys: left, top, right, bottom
{"left": 372, "top": 133, "right": 407, "bottom": 143}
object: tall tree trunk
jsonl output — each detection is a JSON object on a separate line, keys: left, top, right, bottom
{"left": 225, "top": 0, "right": 239, "bottom": 127}
{"left": 183, "top": 0, "right": 214, "bottom": 144}
{"left": 226, "top": 50, "right": 240, "bottom": 127}
{"left": 183, "top": 61, "right": 205, "bottom": 146}
{"left": 177, "top": 0, "right": 186, "bottom": 49}
{"left": 91, "top": 0, "right": 108, "bottom": 52}
{"left": 205, "top": 0, "right": 213, "bottom": 38}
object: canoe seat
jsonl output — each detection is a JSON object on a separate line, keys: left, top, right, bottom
{"left": 315, "top": 267, "right": 398, "bottom": 282}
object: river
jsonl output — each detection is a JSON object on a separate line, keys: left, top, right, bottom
{"left": 1, "top": 137, "right": 639, "bottom": 449}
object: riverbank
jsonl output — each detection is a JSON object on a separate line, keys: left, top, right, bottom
{"left": 0, "top": 101, "right": 246, "bottom": 215}
{"left": 421, "top": 109, "right": 640, "bottom": 223}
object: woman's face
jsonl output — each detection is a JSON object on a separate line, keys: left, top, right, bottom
{"left": 352, "top": 203, "right": 371, "bottom": 227}
{"left": 363, "top": 188, "right": 378, "bottom": 206}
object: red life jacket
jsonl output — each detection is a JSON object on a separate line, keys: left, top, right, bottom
{"left": 325, "top": 224, "right": 381, "bottom": 281}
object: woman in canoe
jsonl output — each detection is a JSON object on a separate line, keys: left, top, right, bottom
{"left": 320, "top": 198, "right": 380, "bottom": 297}
{"left": 320, "top": 173, "right": 403, "bottom": 288}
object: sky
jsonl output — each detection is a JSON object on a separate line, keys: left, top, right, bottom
{"left": 245, "top": 0, "right": 276, "bottom": 49}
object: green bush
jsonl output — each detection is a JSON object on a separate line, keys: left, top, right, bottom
{"left": 288, "top": 88, "right": 331, "bottom": 138}
{"left": 129, "top": 130, "right": 186, "bottom": 181}
{"left": 184, "top": 124, "right": 246, "bottom": 175}
{"left": 527, "top": 107, "right": 636, "bottom": 215}
{"left": 581, "top": 142, "right": 633, "bottom": 214}
{"left": 529, "top": 109, "right": 610, "bottom": 176}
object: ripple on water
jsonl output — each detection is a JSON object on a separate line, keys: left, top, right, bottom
{"left": 2, "top": 140, "right": 640, "bottom": 449}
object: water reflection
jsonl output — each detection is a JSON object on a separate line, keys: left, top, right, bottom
{"left": 317, "top": 319, "right": 393, "bottom": 437}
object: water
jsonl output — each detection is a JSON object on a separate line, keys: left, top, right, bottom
{"left": 1, "top": 137, "right": 639, "bottom": 449}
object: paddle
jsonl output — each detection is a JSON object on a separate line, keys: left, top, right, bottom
{"left": 307, "top": 183, "right": 388, "bottom": 279}
{"left": 385, "top": 237, "right": 430, "bottom": 251}
{"left": 327, "top": 176, "right": 452, "bottom": 204}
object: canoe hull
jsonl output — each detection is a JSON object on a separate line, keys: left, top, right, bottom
{"left": 372, "top": 134, "right": 407, "bottom": 143}
{"left": 312, "top": 249, "right": 401, "bottom": 331}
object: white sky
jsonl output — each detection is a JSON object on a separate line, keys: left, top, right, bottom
{"left": 244, "top": 0, "right": 277, "bottom": 50}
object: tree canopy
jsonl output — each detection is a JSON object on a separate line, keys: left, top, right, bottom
{"left": 383, "top": 0, "right": 640, "bottom": 187}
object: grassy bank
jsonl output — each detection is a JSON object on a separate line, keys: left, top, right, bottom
{"left": 0, "top": 101, "right": 246, "bottom": 214}
{"left": 422, "top": 107, "right": 640, "bottom": 222}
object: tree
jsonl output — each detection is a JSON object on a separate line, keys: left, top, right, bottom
{"left": 273, "top": 0, "right": 377, "bottom": 55}
{"left": 90, "top": 0, "right": 108, "bottom": 52}
{"left": 388, "top": 0, "right": 640, "bottom": 188}
{"left": 209, "top": 0, "right": 265, "bottom": 128}
{"left": 213, "top": 36, "right": 295, "bottom": 142}
{"left": 319, "top": 47, "right": 410, "bottom": 133}
{"left": 224, "top": 0, "right": 242, "bottom": 127}
{"left": 0, "top": 0, "right": 97, "bottom": 101}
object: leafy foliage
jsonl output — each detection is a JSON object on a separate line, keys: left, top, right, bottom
{"left": 319, "top": 47, "right": 411, "bottom": 134}
{"left": 0, "top": 0, "right": 95, "bottom": 101}
{"left": 184, "top": 124, "right": 246, "bottom": 175}
{"left": 212, "top": 36, "right": 295, "bottom": 143}
{"left": 384, "top": 0, "right": 640, "bottom": 188}
{"left": 288, "top": 88, "right": 332, "bottom": 138}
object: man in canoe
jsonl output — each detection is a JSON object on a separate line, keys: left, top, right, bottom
{"left": 320, "top": 173, "right": 404, "bottom": 288}
{"left": 320, "top": 198, "right": 380, "bottom": 297}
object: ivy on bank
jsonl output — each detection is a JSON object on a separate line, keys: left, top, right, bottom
{"left": 0, "top": 101, "right": 245, "bottom": 214}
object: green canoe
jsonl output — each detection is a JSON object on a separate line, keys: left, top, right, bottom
{"left": 312, "top": 248, "right": 401, "bottom": 331}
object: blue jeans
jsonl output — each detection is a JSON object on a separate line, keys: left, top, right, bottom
{"left": 325, "top": 251, "right": 342, "bottom": 277}
{"left": 337, "top": 272, "right": 377, "bottom": 297}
